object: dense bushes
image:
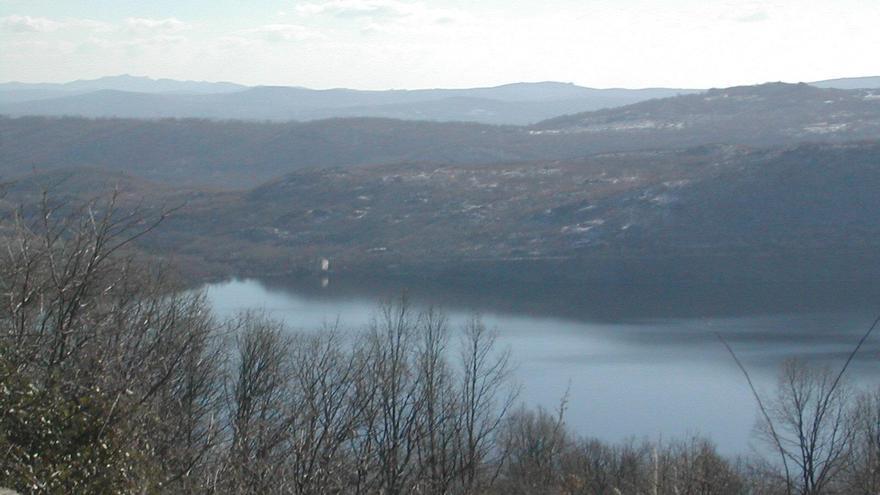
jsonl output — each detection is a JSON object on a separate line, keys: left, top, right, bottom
{"left": 0, "top": 362, "right": 143, "bottom": 493}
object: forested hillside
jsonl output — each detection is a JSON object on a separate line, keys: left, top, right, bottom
{"left": 4, "top": 140, "right": 880, "bottom": 286}
{"left": 3, "top": 83, "right": 879, "bottom": 188}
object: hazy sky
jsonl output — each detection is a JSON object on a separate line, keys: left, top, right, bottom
{"left": 2, "top": 0, "right": 878, "bottom": 89}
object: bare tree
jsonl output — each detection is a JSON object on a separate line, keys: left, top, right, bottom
{"left": 653, "top": 437, "right": 745, "bottom": 495}
{"left": 148, "top": 296, "right": 226, "bottom": 492}
{"left": 757, "top": 359, "right": 855, "bottom": 495}
{"left": 0, "top": 188, "right": 222, "bottom": 492}
{"left": 843, "top": 386, "right": 880, "bottom": 494}
{"left": 557, "top": 438, "right": 653, "bottom": 494}
{"left": 458, "top": 316, "right": 518, "bottom": 492}
{"left": 224, "top": 313, "right": 294, "bottom": 494}
{"left": 497, "top": 404, "right": 569, "bottom": 494}
{"left": 360, "top": 297, "right": 424, "bottom": 495}
{"left": 285, "top": 327, "right": 365, "bottom": 494}
{"left": 0, "top": 190, "right": 172, "bottom": 370}
{"left": 413, "top": 307, "right": 460, "bottom": 494}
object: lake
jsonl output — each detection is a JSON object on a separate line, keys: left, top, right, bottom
{"left": 204, "top": 275, "right": 880, "bottom": 457}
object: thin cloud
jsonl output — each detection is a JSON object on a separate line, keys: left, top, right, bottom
{"left": 295, "top": 0, "right": 464, "bottom": 25}
{"left": 716, "top": 1, "right": 775, "bottom": 23}
{"left": 296, "top": 0, "right": 406, "bottom": 18}
{"left": 68, "top": 18, "right": 114, "bottom": 32}
{"left": 1, "top": 14, "right": 62, "bottom": 33}
{"left": 242, "top": 24, "right": 325, "bottom": 43}
{"left": 125, "top": 17, "right": 190, "bottom": 34}
{"left": 734, "top": 11, "right": 770, "bottom": 23}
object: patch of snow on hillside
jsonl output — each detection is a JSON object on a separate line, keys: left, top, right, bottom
{"left": 566, "top": 120, "right": 686, "bottom": 133}
{"left": 663, "top": 180, "right": 690, "bottom": 188}
{"left": 704, "top": 94, "right": 762, "bottom": 102}
{"left": 803, "top": 122, "right": 848, "bottom": 134}
{"left": 532, "top": 120, "right": 685, "bottom": 134}
{"left": 561, "top": 219, "right": 605, "bottom": 234}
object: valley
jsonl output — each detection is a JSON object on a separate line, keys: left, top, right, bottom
{"left": 3, "top": 82, "right": 880, "bottom": 283}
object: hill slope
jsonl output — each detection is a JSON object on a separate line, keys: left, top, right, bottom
{"left": 532, "top": 83, "right": 880, "bottom": 145}
{"left": 5, "top": 140, "right": 880, "bottom": 281}
{"left": 3, "top": 83, "right": 880, "bottom": 188}
{"left": 811, "top": 76, "right": 880, "bottom": 89}
{"left": 109, "top": 141, "right": 879, "bottom": 278}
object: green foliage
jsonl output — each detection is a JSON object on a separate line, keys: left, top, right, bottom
{"left": 0, "top": 359, "right": 142, "bottom": 494}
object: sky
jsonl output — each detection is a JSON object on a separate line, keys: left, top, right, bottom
{"left": 1, "top": 0, "right": 878, "bottom": 90}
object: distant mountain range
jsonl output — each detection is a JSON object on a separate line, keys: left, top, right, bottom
{"left": 0, "top": 74, "right": 246, "bottom": 100}
{"left": 0, "top": 75, "right": 702, "bottom": 125}
{"left": 3, "top": 82, "right": 878, "bottom": 188}
{"left": 1, "top": 75, "right": 878, "bottom": 125}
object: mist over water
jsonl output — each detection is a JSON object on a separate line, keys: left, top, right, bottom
{"left": 204, "top": 276, "right": 880, "bottom": 456}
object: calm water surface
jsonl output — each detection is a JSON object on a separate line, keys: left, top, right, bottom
{"left": 204, "top": 277, "right": 880, "bottom": 456}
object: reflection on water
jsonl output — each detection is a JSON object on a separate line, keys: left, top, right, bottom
{"left": 204, "top": 276, "right": 880, "bottom": 456}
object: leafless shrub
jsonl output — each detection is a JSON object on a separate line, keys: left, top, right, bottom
{"left": 497, "top": 404, "right": 570, "bottom": 494}
{"left": 842, "top": 386, "right": 880, "bottom": 494}
{"left": 284, "top": 327, "right": 365, "bottom": 494}
{"left": 221, "top": 313, "right": 293, "bottom": 493}
{"left": 457, "top": 316, "right": 518, "bottom": 493}
{"left": 0, "top": 189, "right": 218, "bottom": 491}
{"left": 755, "top": 360, "right": 854, "bottom": 494}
